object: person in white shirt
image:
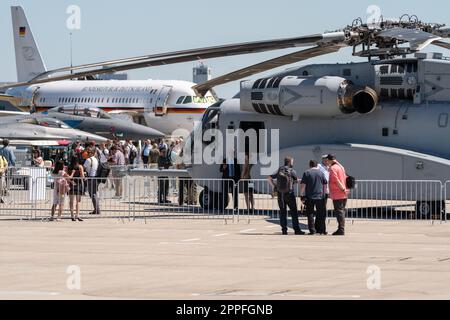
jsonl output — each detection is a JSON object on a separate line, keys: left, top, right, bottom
{"left": 318, "top": 155, "right": 330, "bottom": 182}
{"left": 83, "top": 148, "right": 100, "bottom": 215}
{"left": 97, "top": 143, "right": 109, "bottom": 164}
{"left": 318, "top": 155, "right": 331, "bottom": 222}
{"left": 124, "top": 140, "right": 138, "bottom": 165}
{"left": 141, "top": 140, "right": 151, "bottom": 166}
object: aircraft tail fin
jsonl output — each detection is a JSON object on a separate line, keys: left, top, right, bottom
{"left": 11, "top": 6, "right": 47, "bottom": 82}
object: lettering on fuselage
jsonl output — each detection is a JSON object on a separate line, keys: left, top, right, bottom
{"left": 81, "top": 86, "right": 153, "bottom": 93}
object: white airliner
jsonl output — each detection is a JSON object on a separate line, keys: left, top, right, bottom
{"left": 3, "top": 6, "right": 217, "bottom": 136}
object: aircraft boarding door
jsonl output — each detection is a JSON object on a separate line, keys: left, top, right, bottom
{"left": 154, "top": 86, "right": 172, "bottom": 117}
{"left": 30, "top": 86, "right": 40, "bottom": 113}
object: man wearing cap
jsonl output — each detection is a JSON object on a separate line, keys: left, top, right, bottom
{"left": 323, "top": 154, "right": 348, "bottom": 236}
{"left": 300, "top": 160, "right": 328, "bottom": 235}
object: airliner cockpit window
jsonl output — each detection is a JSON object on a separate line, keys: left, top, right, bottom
{"left": 193, "top": 96, "right": 208, "bottom": 103}
{"left": 185, "top": 96, "right": 217, "bottom": 104}
{"left": 176, "top": 96, "right": 185, "bottom": 104}
{"left": 183, "top": 96, "right": 193, "bottom": 104}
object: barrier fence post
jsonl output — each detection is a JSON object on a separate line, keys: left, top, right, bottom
{"left": 445, "top": 181, "right": 449, "bottom": 222}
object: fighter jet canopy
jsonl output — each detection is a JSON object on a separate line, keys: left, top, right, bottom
{"left": 19, "top": 117, "right": 71, "bottom": 129}
{"left": 49, "top": 105, "right": 111, "bottom": 119}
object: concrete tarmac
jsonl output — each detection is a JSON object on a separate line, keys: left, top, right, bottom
{"left": 0, "top": 218, "right": 449, "bottom": 300}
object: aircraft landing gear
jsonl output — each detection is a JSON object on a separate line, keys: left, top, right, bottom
{"left": 199, "top": 188, "right": 229, "bottom": 210}
{"left": 415, "top": 201, "right": 445, "bottom": 220}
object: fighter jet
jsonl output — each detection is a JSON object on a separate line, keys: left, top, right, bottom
{"left": 43, "top": 105, "right": 164, "bottom": 140}
{"left": 0, "top": 114, "right": 107, "bottom": 142}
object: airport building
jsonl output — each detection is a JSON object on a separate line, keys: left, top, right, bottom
{"left": 193, "top": 63, "right": 211, "bottom": 84}
{"left": 97, "top": 72, "right": 128, "bottom": 81}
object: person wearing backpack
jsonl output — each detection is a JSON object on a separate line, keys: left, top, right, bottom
{"left": 323, "top": 154, "right": 349, "bottom": 236}
{"left": 268, "top": 156, "right": 305, "bottom": 235}
{"left": 83, "top": 148, "right": 101, "bottom": 215}
{"left": 124, "top": 140, "right": 138, "bottom": 165}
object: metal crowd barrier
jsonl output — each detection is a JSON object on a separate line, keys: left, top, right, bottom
{"left": 0, "top": 175, "right": 36, "bottom": 219}
{"left": 0, "top": 175, "right": 448, "bottom": 222}
{"left": 345, "top": 180, "right": 445, "bottom": 221}
{"left": 236, "top": 179, "right": 287, "bottom": 221}
{"left": 445, "top": 180, "right": 450, "bottom": 222}
{"left": 128, "top": 177, "right": 235, "bottom": 220}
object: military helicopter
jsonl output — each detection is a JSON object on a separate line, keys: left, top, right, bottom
{"left": 4, "top": 14, "right": 450, "bottom": 216}
{"left": 183, "top": 16, "right": 450, "bottom": 215}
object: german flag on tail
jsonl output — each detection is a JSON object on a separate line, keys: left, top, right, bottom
{"left": 19, "top": 26, "right": 26, "bottom": 37}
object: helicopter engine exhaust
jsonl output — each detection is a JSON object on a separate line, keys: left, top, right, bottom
{"left": 339, "top": 83, "right": 379, "bottom": 115}
{"left": 240, "top": 76, "right": 378, "bottom": 118}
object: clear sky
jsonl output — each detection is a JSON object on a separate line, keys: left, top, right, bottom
{"left": 1, "top": 0, "right": 449, "bottom": 98}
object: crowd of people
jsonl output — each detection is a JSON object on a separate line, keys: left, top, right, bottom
{"left": 44, "top": 137, "right": 184, "bottom": 222}
{"left": 268, "top": 154, "right": 350, "bottom": 236}
{"left": 1, "top": 137, "right": 351, "bottom": 234}
{"left": 219, "top": 152, "right": 350, "bottom": 236}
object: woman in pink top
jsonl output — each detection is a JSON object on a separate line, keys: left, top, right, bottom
{"left": 324, "top": 154, "right": 348, "bottom": 236}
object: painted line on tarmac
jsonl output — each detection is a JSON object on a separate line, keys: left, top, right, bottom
{"left": 159, "top": 241, "right": 207, "bottom": 246}
{"left": 240, "top": 229, "right": 257, "bottom": 233}
{"left": 213, "top": 233, "right": 229, "bottom": 237}
{"left": 421, "top": 247, "right": 450, "bottom": 251}
{"left": 181, "top": 238, "right": 202, "bottom": 242}
{"left": 0, "top": 291, "right": 61, "bottom": 296}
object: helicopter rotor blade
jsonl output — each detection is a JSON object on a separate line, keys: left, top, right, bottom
{"left": 193, "top": 45, "right": 342, "bottom": 96}
{"left": 1, "top": 32, "right": 350, "bottom": 89}
{"left": 432, "top": 40, "right": 450, "bottom": 50}
{"left": 376, "top": 27, "right": 441, "bottom": 51}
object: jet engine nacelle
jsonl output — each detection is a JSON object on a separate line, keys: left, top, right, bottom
{"left": 240, "top": 76, "right": 378, "bottom": 118}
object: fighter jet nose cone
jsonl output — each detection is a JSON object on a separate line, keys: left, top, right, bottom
{"left": 145, "top": 127, "right": 165, "bottom": 138}
{"left": 127, "top": 125, "right": 165, "bottom": 139}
